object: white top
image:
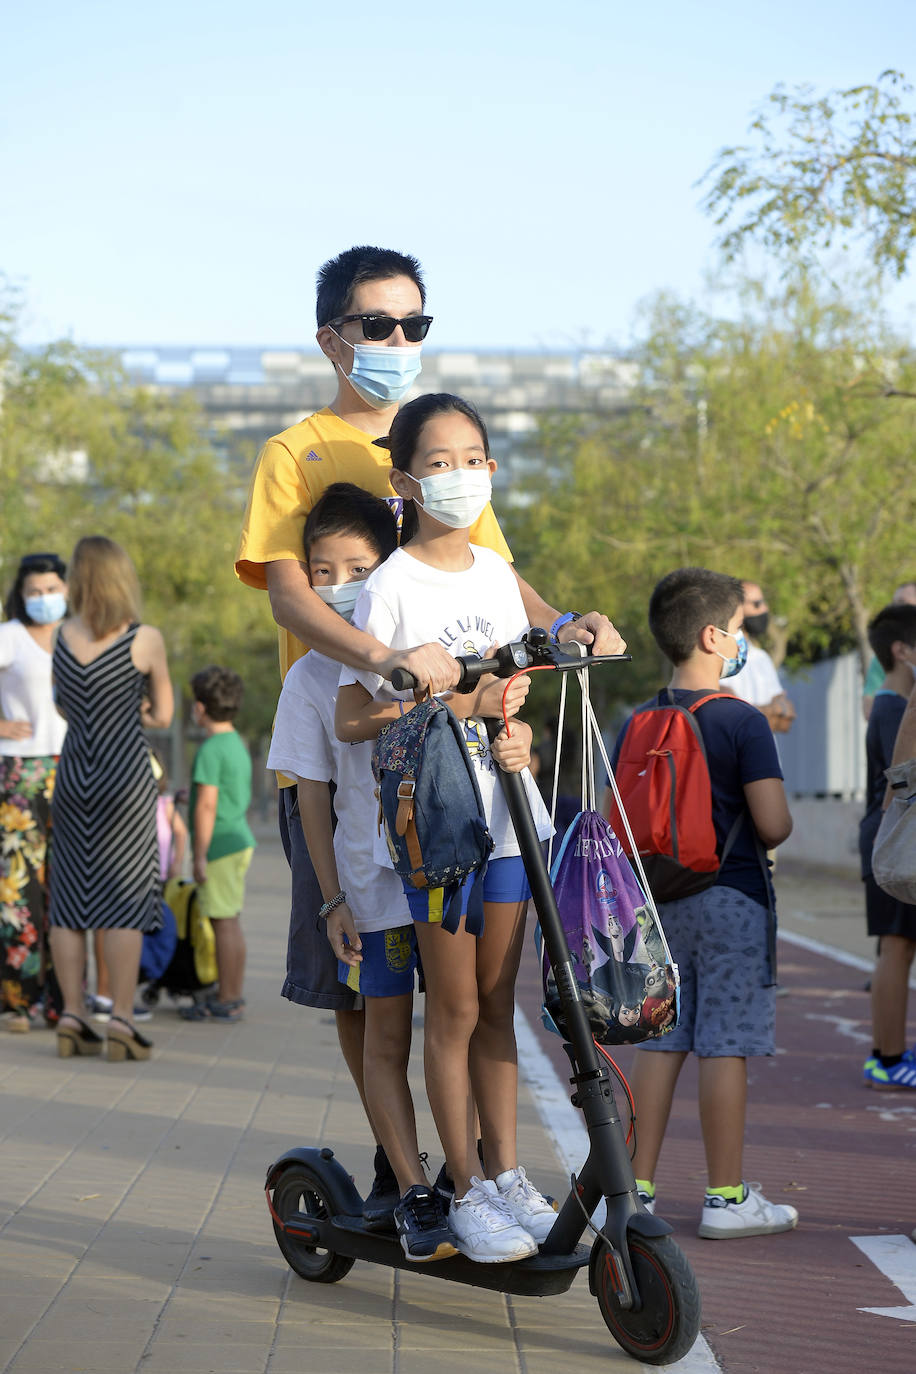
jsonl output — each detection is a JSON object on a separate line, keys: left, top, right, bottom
{"left": 0, "top": 619, "right": 67, "bottom": 756}
{"left": 722, "top": 641, "right": 783, "bottom": 707}
{"left": 267, "top": 648, "right": 410, "bottom": 934}
{"left": 340, "top": 544, "right": 552, "bottom": 869}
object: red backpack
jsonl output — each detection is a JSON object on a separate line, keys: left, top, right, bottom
{"left": 607, "top": 690, "right": 744, "bottom": 902}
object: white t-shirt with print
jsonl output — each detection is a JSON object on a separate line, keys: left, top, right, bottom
{"left": 722, "top": 641, "right": 783, "bottom": 706}
{"left": 0, "top": 619, "right": 67, "bottom": 756}
{"left": 339, "top": 544, "right": 552, "bottom": 869}
{"left": 266, "top": 649, "right": 410, "bottom": 934}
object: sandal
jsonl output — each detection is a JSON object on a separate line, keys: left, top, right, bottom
{"left": 179, "top": 1001, "right": 211, "bottom": 1021}
{"left": 56, "top": 1014, "right": 104, "bottom": 1058}
{"left": 107, "top": 1015, "right": 153, "bottom": 1061}
{"left": 205, "top": 997, "right": 244, "bottom": 1021}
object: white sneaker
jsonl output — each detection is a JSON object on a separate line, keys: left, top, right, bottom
{"left": 449, "top": 1177, "right": 538, "bottom": 1262}
{"left": 698, "top": 1182, "right": 799, "bottom": 1239}
{"left": 494, "top": 1166, "right": 558, "bottom": 1243}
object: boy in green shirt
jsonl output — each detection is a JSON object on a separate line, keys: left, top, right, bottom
{"left": 184, "top": 666, "right": 256, "bottom": 1021}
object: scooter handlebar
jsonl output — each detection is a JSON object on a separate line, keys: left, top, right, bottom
{"left": 388, "top": 629, "right": 630, "bottom": 693}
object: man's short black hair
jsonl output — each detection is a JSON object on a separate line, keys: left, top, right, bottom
{"left": 191, "top": 665, "right": 244, "bottom": 722}
{"left": 868, "top": 603, "right": 916, "bottom": 672}
{"left": 303, "top": 482, "right": 398, "bottom": 564}
{"left": 648, "top": 567, "right": 745, "bottom": 666}
{"left": 315, "top": 245, "right": 425, "bottom": 328}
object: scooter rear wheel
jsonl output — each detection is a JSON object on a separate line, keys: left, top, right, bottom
{"left": 593, "top": 1233, "right": 700, "bottom": 1365}
{"left": 271, "top": 1164, "right": 355, "bottom": 1284}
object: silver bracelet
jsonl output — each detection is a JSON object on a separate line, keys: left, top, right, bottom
{"left": 317, "top": 891, "right": 347, "bottom": 920}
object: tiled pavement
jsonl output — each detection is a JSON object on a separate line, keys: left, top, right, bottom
{"left": 1, "top": 838, "right": 662, "bottom": 1374}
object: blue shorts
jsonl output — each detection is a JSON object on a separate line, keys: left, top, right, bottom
{"left": 403, "top": 855, "right": 531, "bottom": 924}
{"left": 638, "top": 885, "right": 775, "bottom": 1058}
{"left": 338, "top": 925, "right": 417, "bottom": 998}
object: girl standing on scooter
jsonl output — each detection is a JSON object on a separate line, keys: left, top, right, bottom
{"left": 336, "top": 393, "right": 559, "bottom": 1263}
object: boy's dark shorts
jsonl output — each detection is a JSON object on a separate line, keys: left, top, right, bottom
{"left": 278, "top": 785, "right": 360, "bottom": 1011}
{"left": 638, "top": 885, "right": 775, "bottom": 1058}
{"left": 864, "top": 873, "right": 916, "bottom": 941}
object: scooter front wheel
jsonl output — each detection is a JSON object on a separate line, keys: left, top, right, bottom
{"left": 270, "top": 1164, "right": 355, "bottom": 1284}
{"left": 593, "top": 1233, "right": 700, "bottom": 1365}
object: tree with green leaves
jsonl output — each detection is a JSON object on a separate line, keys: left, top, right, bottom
{"left": 700, "top": 69, "right": 916, "bottom": 279}
{"left": 0, "top": 282, "right": 278, "bottom": 748}
{"left": 506, "top": 279, "right": 916, "bottom": 707}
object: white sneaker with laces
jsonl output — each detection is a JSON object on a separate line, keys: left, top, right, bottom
{"left": 698, "top": 1182, "right": 799, "bottom": 1239}
{"left": 449, "top": 1177, "right": 538, "bottom": 1262}
{"left": 494, "top": 1166, "right": 558, "bottom": 1243}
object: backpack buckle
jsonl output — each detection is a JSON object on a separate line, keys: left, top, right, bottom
{"left": 396, "top": 780, "right": 416, "bottom": 839}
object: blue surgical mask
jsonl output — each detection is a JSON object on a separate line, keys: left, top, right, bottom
{"left": 24, "top": 592, "right": 67, "bottom": 625}
{"left": 407, "top": 467, "right": 492, "bottom": 530}
{"left": 333, "top": 334, "right": 422, "bottom": 409}
{"left": 313, "top": 579, "right": 367, "bottom": 624}
{"left": 714, "top": 626, "right": 748, "bottom": 678}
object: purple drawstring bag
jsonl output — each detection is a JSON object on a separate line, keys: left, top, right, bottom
{"left": 537, "top": 664, "right": 679, "bottom": 1046}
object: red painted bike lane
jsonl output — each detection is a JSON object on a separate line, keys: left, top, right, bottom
{"left": 515, "top": 934, "right": 916, "bottom": 1373}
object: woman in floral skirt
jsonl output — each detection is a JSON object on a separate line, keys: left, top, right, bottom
{"left": 0, "top": 552, "right": 68, "bottom": 1030}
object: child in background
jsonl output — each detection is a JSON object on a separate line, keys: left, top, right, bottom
{"left": 859, "top": 602, "right": 916, "bottom": 1089}
{"left": 611, "top": 567, "right": 797, "bottom": 1238}
{"left": 336, "top": 393, "right": 559, "bottom": 1264}
{"left": 182, "top": 666, "right": 255, "bottom": 1021}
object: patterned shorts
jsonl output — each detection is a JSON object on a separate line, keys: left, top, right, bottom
{"left": 338, "top": 924, "right": 417, "bottom": 998}
{"left": 638, "top": 885, "right": 775, "bottom": 1058}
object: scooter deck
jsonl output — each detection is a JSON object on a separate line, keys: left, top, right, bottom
{"left": 288, "top": 1209, "right": 591, "bottom": 1296}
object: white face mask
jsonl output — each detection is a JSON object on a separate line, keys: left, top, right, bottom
{"left": 407, "top": 468, "right": 492, "bottom": 530}
{"left": 313, "top": 579, "right": 367, "bottom": 623}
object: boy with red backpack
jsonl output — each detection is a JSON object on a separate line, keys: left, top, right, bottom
{"left": 607, "top": 568, "right": 798, "bottom": 1239}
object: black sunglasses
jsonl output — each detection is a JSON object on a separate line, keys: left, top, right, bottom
{"left": 329, "top": 313, "right": 433, "bottom": 343}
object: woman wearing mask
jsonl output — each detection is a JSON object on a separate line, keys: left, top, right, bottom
{"left": 49, "top": 537, "right": 173, "bottom": 1061}
{"left": 0, "top": 553, "right": 69, "bottom": 1031}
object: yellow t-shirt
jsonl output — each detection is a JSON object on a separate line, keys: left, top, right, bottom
{"left": 236, "top": 406, "right": 512, "bottom": 680}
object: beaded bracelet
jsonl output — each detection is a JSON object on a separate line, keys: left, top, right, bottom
{"left": 317, "top": 891, "right": 347, "bottom": 920}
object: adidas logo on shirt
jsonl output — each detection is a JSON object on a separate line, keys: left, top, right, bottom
{"left": 305, "top": 449, "right": 321, "bottom": 461}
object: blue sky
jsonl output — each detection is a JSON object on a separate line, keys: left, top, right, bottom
{"left": 3, "top": 1, "right": 915, "bottom": 350}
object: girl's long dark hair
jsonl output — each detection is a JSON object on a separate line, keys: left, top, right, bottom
{"left": 381, "top": 393, "right": 491, "bottom": 544}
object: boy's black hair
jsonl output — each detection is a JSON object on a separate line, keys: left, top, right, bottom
{"left": 316, "top": 246, "right": 426, "bottom": 328}
{"left": 648, "top": 567, "right": 745, "bottom": 666}
{"left": 867, "top": 603, "right": 916, "bottom": 672}
{"left": 378, "top": 393, "right": 490, "bottom": 544}
{"left": 302, "top": 482, "right": 398, "bottom": 564}
{"left": 191, "top": 665, "right": 244, "bottom": 722}
{"left": 4, "top": 551, "right": 67, "bottom": 623}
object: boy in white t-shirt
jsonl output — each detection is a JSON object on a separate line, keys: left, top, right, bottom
{"left": 267, "top": 483, "right": 457, "bottom": 1264}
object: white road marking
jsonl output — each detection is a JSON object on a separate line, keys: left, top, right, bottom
{"left": 778, "top": 928, "right": 916, "bottom": 988}
{"left": 851, "top": 1234, "right": 916, "bottom": 1321}
{"left": 515, "top": 1005, "right": 720, "bottom": 1370}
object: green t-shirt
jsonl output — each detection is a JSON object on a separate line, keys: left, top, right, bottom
{"left": 863, "top": 654, "right": 885, "bottom": 698}
{"left": 190, "top": 729, "right": 256, "bottom": 861}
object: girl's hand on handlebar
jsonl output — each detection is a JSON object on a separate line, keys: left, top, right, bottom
{"left": 474, "top": 643, "right": 530, "bottom": 717}
{"left": 491, "top": 718, "right": 533, "bottom": 773}
{"left": 557, "top": 612, "right": 626, "bottom": 656}
{"left": 325, "top": 904, "right": 362, "bottom": 966}
{"left": 383, "top": 643, "right": 460, "bottom": 696}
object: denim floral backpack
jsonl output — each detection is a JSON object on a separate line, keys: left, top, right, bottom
{"left": 372, "top": 699, "right": 494, "bottom": 935}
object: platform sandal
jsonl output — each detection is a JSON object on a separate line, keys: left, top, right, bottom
{"left": 107, "top": 1016, "right": 153, "bottom": 1062}
{"left": 56, "top": 1014, "right": 104, "bottom": 1058}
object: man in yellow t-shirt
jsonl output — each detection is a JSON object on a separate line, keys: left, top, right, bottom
{"left": 236, "top": 245, "right": 624, "bottom": 1219}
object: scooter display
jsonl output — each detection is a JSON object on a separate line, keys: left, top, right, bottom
{"left": 265, "top": 629, "right": 701, "bottom": 1365}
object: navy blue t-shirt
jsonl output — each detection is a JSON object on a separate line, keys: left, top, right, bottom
{"left": 611, "top": 688, "right": 783, "bottom": 907}
{"left": 859, "top": 689, "right": 908, "bottom": 878}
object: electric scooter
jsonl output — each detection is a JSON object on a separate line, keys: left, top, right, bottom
{"left": 265, "top": 629, "right": 701, "bottom": 1365}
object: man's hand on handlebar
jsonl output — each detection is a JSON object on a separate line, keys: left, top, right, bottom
{"left": 491, "top": 718, "right": 533, "bottom": 773}
{"left": 382, "top": 642, "right": 461, "bottom": 696}
{"left": 558, "top": 612, "right": 626, "bottom": 656}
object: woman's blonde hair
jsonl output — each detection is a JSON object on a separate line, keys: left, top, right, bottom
{"left": 68, "top": 536, "right": 142, "bottom": 639}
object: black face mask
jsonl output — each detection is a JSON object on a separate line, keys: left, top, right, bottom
{"left": 744, "top": 611, "right": 769, "bottom": 638}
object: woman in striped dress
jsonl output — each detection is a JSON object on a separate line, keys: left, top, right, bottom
{"left": 49, "top": 537, "right": 173, "bottom": 1061}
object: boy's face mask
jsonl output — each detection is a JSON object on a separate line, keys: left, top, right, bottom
{"left": 313, "top": 579, "right": 367, "bottom": 623}
{"left": 714, "top": 626, "right": 748, "bottom": 678}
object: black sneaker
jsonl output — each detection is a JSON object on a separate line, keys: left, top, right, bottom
{"left": 394, "top": 1185, "right": 457, "bottom": 1262}
{"left": 362, "top": 1145, "right": 400, "bottom": 1231}
{"left": 434, "top": 1139, "right": 486, "bottom": 1206}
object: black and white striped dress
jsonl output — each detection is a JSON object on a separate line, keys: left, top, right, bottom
{"left": 49, "top": 624, "right": 160, "bottom": 932}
